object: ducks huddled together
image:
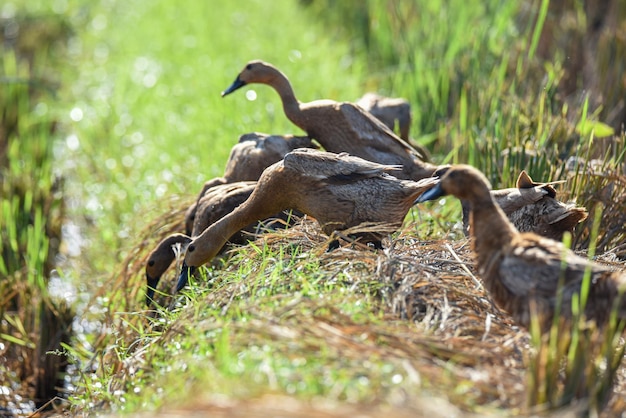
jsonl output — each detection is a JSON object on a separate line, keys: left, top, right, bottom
{"left": 145, "top": 59, "right": 625, "bottom": 334}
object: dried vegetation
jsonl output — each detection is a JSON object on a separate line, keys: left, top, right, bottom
{"left": 81, "top": 208, "right": 625, "bottom": 416}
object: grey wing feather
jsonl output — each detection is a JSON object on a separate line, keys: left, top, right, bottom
{"left": 491, "top": 187, "right": 548, "bottom": 214}
{"left": 499, "top": 241, "right": 610, "bottom": 297}
{"left": 337, "top": 103, "right": 423, "bottom": 158}
{"left": 283, "top": 149, "right": 401, "bottom": 179}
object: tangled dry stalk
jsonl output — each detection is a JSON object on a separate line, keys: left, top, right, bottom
{"left": 83, "top": 203, "right": 626, "bottom": 416}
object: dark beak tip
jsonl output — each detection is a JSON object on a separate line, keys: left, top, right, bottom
{"left": 145, "top": 288, "right": 155, "bottom": 307}
{"left": 176, "top": 264, "right": 195, "bottom": 293}
{"left": 221, "top": 78, "right": 246, "bottom": 97}
{"left": 175, "top": 274, "right": 187, "bottom": 293}
{"left": 146, "top": 275, "right": 159, "bottom": 307}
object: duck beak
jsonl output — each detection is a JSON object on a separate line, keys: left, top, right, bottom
{"left": 416, "top": 183, "right": 446, "bottom": 203}
{"left": 176, "top": 262, "right": 196, "bottom": 292}
{"left": 221, "top": 76, "right": 246, "bottom": 97}
{"left": 146, "top": 275, "right": 159, "bottom": 307}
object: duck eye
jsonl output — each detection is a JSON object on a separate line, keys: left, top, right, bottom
{"left": 245, "top": 64, "right": 252, "bottom": 70}
{"left": 148, "top": 260, "right": 155, "bottom": 267}
{"left": 189, "top": 245, "right": 195, "bottom": 252}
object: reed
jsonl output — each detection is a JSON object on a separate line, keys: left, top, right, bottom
{"left": 0, "top": 45, "right": 72, "bottom": 409}
{"left": 525, "top": 219, "right": 626, "bottom": 415}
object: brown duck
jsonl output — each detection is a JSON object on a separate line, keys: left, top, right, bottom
{"left": 146, "top": 181, "right": 296, "bottom": 305}
{"left": 177, "top": 148, "right": 439, "bottom": 292}
{"left": 185, "top": 132, "right": 314, "bottom": 234}
{"left": 418, "top": 165, "right": 626, "bottom": 331}
{"left": 456, "top": 170, "right": 587, "bottom": 240}
{"left": 221, "top": 60, "right": 438, "bottom": 181}
{"left": 356, "top": 92, "right": 412, "bottom": 141}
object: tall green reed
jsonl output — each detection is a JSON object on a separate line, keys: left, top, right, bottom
{"left": 525, "top": 212, "right": 626, "bottom": 415}
{"left": 1, "top": 45, "right": 71, "bottom": 407}
{"left": 306, "top": 0, "right": 625, "bottom": 255}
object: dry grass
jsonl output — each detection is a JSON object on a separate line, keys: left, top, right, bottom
{"left": 566, "top": 163, "right": 626, "bottom": 255}
{"left": 77, "top": 208, "right": 626, "bottom": 417}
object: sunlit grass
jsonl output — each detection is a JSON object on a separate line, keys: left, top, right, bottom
{"left": 59, "top": 0, "right": 625, "bottom": 413}
{"left": 4, "top": 0, "right": 626, "bottom": 415}
{"left": 56, "top": 0, "right": 371, "bottom": 279}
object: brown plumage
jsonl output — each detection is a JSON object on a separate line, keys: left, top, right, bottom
{"left": 177, "top": 148, "right": 440, "bottom": 292}
{"left": 435, "top": 167, "right": 588, "bottom": 240}
{"left": 185, "top": 132, "right": 315, "bottom": 234}
{"left": 146, "top": 181, "right": 296, "bottom": 305}
{"left": 145, "top": 233, "right": 192, "bottom": 306}
{"left": 418, "top": 165, "right": 626, "bottom": 331}
{"left": 221, "top": 60, "right": 439, "bottom": 181}
{"left": 356, "top": 92, "right": 412, "bottom": 141}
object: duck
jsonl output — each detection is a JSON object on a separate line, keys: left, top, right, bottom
{"left": 185, "top": 132, "right": 315, "bottom": 234}
{"left": 417, "top": 164, "right": 626, "bottom": 331}
{"left": 221, "top": 60, "right": 439, "bottom": 181}
{"left": 455, "top": 169, "right": 587, "bottom": 240}
{"left": 146, "top": 181, "right": 297, "bottom": 306}
{"left": 145, "top": 233, "right": 192, "bottom": 306}
{"left": 356, "top": 92, "right": 412, "bottom": 141}
{"left": 177, "top": 148, "right": 440, "bottom": 292}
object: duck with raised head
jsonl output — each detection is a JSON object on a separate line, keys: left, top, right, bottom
{"left": 185, "top": 132, "right": 315, "bottom": 234}
{"left": 146, "top": 181, "right": 296, "bottom": 306}
{"left": 221, "top": 60, "right": 438, "bottom": 181}
{"left": 448, "top": 169, "right": 587, "bottom": 240}
{"left": 418, "top": 165, "right": 626, "bottom": 331}
{"left": 177, "top": 148, "right": 440, "bottom": 293}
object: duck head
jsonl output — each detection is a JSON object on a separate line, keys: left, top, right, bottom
{"left": 145, "top": 234, "right": 192, "bottom": 306}
{"left": 176, "top": 231, "right": 225, "bottom": 292}
{"left": 221, "top": 60, "right": 278, "bottom": 96}
{"left": 417, "top": 164, "right": 492, "bottom": 203}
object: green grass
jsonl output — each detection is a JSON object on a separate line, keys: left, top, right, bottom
{"left": 526, "top": 220, "right": 626, "bottom": 414}
{"left": 2, "top": 0, "right": 626, "bottom": 416}
{"left": 57, "top": 0, "right": 370, "bottom": 276}
{"left": 1, "top": 41, "right": 71, "bottom": 406}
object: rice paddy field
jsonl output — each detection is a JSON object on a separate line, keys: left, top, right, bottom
{"left": 1, "top": 0, "right": 626, "bottom": 416}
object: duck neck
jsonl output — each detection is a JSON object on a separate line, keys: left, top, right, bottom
{"left": 469, "top": 198, "right": 518, "bottom": 266}
{"left": 190, "top": 212, "right": 250, "bottom": 267}
{"left": 267, "top": 69, "right": 306, "bottom": 129}
{"left": 188, "top": 191, "right": 288, "bottom": 267}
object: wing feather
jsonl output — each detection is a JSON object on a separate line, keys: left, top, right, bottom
{"left": 283, "top": 148, "right": 401, "bottom": 181}
{"left": 499, "top": 237, "right": 611, "bottom": 298}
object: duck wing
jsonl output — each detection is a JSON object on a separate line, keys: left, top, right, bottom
{"left": 498, "top": 235, "right": 611, "bottom": 298}
{"left": 542, "top": 201, "right": 588, "bottom": 226}
{"left": 490, "top": 187, "right": 550, "bottom": 214}
{"left": 193, "top": 181, "right": 256, "bottom": 235}
{"left": 283, "top": 148, "right": 401, "bottom": 181}
{"left": 338, "top": 102, "right": 423, "bottom": 159}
